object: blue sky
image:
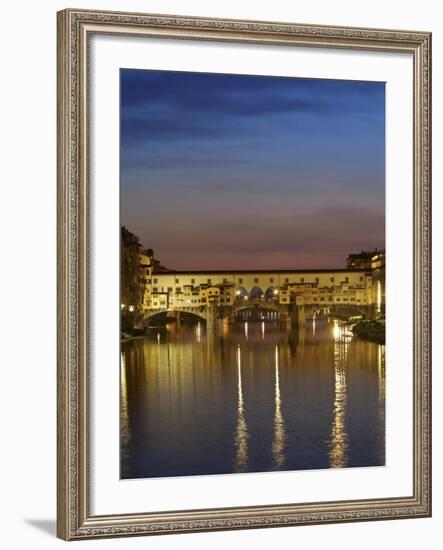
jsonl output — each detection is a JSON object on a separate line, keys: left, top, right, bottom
{"left": 121, "top": 69, "right": 385, "bottom": 270}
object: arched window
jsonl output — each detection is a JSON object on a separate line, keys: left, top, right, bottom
{"left": 249, "top": 287, "right": 264, "bottom": 301}
{"left": 264, "top": 286, "right": 278, "bottom": 301}
{"left": 235, "top": 286, "right": 248, "bottom": 300}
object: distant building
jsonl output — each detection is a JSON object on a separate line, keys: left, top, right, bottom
{"left": 121, "top": 226, "right": 142, "bottom": 316}
{"left": 347, "top": 249, "right": 385, "bottom": 270}
{"left": 346, "top": 249, "right": 385, "bottom": 313}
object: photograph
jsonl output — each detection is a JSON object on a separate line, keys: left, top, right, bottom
{"left": 119, "top": 69, "right": 386, "bottom": 479}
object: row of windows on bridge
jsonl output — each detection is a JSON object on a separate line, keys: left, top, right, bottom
{"left": 146, "top": 275, "right": 364, "bottom": 286}
{"left": 151, "top": 294, "right": 367, "bottom": 306}
{"left": 148, "top": 288, "right": 366, "bottom": 296}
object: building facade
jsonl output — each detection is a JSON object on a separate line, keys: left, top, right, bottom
{"left": 142, "top": 268, "right": 374, "bottom": 311}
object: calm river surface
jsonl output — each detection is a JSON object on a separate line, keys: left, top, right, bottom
{"left": 121, "top": 319, "right": 385, "bottom": 479}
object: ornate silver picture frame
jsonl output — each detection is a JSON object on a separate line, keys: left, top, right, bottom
{"left": 57, "top": 8, "right": 431, "bottom": 540}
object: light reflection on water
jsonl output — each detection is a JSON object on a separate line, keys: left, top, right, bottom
{"left": 120, "top": 352, "right": 131, "bottom": 463}
{"left": 328, "top": 321, "right": 350, "bottom": 468}
{"left": 120, "top": 319, "right": 385, "bottom": 479}
{"left": 234, "top": 345, "right": 248, "bottom": 472}
{"left": 272, "top": 345, "right": 286, "bottom": 469}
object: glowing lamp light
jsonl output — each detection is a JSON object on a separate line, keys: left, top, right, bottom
{"left": 128, "top": 305, "right": 135, "bottom": 312}
{"left": 121, "top": 304, "right": 126, "bottom": 310}
{"left": 376, "top": 281, "right": 382, "bottom": 312}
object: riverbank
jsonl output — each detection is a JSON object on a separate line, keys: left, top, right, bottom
{"left": 352, "top": 319, "right": 385, "bottom": 345}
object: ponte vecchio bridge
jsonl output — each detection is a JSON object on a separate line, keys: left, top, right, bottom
{"left": 139, "top": 266, "right": 384, "bottom": 328}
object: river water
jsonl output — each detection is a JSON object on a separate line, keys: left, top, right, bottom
{"left": 121, "top": 318, "right": 385, "bottom": 479}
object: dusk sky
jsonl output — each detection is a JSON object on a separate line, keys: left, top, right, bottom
{"left": 121, "top": 69, "right": 385, "bottom": 270}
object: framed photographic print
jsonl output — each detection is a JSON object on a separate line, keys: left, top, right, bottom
{"left": 57, "top": 8, "right": 431, "bottom": 540}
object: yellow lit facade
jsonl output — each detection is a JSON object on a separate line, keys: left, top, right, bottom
{"left": 141, "top": 268, "right": 375, "bottom": 312}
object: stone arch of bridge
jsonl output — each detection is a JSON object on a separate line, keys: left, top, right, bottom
{"left": 224, "top": 300, "right": 287, "bottom": 320}
{"left": 328, "top": 304, "right": 372, "bottom": 319}
{"left": 143, "top": 308, "right": 208, "bottom": 323}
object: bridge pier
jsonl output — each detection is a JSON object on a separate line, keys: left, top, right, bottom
{"left": 297, "top": 305, "right": 306, "bottom": 327}
{"left": 205, "top": 306, "right": 220, "bottom": 330}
